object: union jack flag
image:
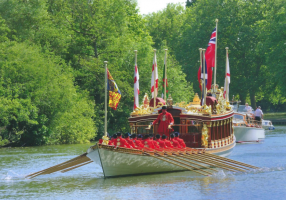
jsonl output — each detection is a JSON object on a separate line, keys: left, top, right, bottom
{"left": 198, "top": 27, "right": 216, "bottom": 91}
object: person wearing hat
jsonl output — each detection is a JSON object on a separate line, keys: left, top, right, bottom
{"left": 142, "top": 134, "right": 155, "bottom": 149}
{"left": 170, "top": 133, "right": 181, "bottom": 148}
{"left": 155, "top": 134, "right": 168, "bottom": 149}
{"left": 254, "top": 106, "right": 263, "bottom": 125}
{"left": 174, "top": 132, "right": 186, "bottom": 148}
{"left": 131, "top": 134, "right": 144, "bottom": 148}
{"left": 161, "top": 134, "right": 173, "bottom": 148}
{"left": 151, "top": 105, "right": 174, "bottom": 137}
{"left": 124, "top": 133, "right": 137, "bottom": 148}
{"left": 115, "top": 132, "right": 131, "bottom": 148}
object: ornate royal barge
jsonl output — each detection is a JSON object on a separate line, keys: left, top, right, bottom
{"left": 83, "top": 89, "right": 237, "bottom": 178}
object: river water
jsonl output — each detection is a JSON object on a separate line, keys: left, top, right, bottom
{"left": 1, "top": 126, "right": 286, "bottom": 200}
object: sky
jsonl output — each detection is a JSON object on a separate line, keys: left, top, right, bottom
{"left": 137, "top": 0, "right": 186, "bottom": 15}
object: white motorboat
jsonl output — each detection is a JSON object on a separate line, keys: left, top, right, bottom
{"left": 233, "top": 113, "right": 265, "bottom": 143}
{"left": 262, "top": 119, "right": 275, "bottom": 130}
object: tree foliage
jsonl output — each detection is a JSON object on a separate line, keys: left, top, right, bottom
{"left": 0, "top": 0, "right": 194, "bottom": 146}
{"left": 145, "top": 0, "right": 286, "bottom": 111}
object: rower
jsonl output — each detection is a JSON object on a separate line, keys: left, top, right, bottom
{"left": 115, "top": 132, "right": 131, "bottom": 148}
{"left": 161, "top": 134, "right": 173, "bottom": 148}
{"left": 170, "top": 133, "right": 181, "bottom": 148}
{"left": 143, "top": 134, "right": 155, "bottom": 149}
{"left": 174, "top": 132, "right": 186, "bottom": 148}
{"left": 124, "top": 133, "right": 136, "bottom": 148}
{"left": 130, "top": 134, "right": 144, "bottom": 149}
{"left": 150, "top": 134, "right": 162, "bottom": 150}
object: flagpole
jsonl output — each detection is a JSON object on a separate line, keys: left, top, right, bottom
{"left": 199, "top": 48, "right": 203, "bottom": 100}
{"left": 153, "top": 49, "right": 157, "bottom": 109}
{"left": 214, "top": 19, "right": 218, "bottom": 92}
{"left": 134, "top": 50, "right": 137, "bottom": 65}
{"left": 225, "top": 47, "right": 229, "bottom": 101}
{"left": 164, "top": 49, "right": 168, "bottom": 101}
{"left": 104, "top": 61, "right": 108, "bottom": 137}
{"left": 134, "top": 50, "right": 138, "bottom": 111}
{"left": 202, "top": 49, "right": 206, "bottom": 105}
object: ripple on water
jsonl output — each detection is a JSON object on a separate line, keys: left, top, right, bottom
{"left": 2, "top": 131, "right": 286, "bottom": 199}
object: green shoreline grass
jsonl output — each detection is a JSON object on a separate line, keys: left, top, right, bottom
{"left": 264, "top": 112, "right": 286, "bottom": 120}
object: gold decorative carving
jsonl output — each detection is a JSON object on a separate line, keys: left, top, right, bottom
{"left": 192, "top": 93, "right": 201, "bottom": 105}
{"left": 202, "top": 104, "right": 212, "bottom": 115}
{"left": 130, "top": 85, "right": 234, "bottom": 117}
{"left": 131, "top": 94, "right": 163, "bottom": 116}
{"left": 174, "top": 101, "right": 187, "bottom": 108}
{"left": 143, "top": 93, "right": 149, "bottom": 108}
{"left": 167, "top": 94, "right": 173, "bottom": 106}
{"left": 201, "top": 123, "right": 209, "bottom": 147}
{"left": 102, "top": 135, "right": 110, "bottom": 145}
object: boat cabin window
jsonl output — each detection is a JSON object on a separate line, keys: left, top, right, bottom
{"left": 233, "top": 114, "right": 244, "bottom": 120}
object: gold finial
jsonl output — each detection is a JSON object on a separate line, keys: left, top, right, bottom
{"left": 167, "top": 94, "right": 173, "bottom": 107}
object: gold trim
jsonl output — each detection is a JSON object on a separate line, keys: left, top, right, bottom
{"left": 201, "top": 123, "right": 209, "bottom": 147}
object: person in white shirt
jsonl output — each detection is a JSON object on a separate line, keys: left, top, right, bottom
{"left": 254, "top": 106, "right": 263, "bottom": 124}
{"left": 244, "top": 103, "right": 252, "bottom": 113}
{"left": 244, "top": 103, "right": 253, "bottom": 122}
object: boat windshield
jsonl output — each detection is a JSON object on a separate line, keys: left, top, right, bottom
{"left": 233, "top": 114, "right": 244, "bottom": 120}
{"left": 232, "top": 105, "right": 253, "bottom": 113}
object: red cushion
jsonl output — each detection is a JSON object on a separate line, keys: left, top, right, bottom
{"left": 149, "top": 97, "right": 166, "bottom": 107}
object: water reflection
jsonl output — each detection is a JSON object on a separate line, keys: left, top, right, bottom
{"left": 1, "top": 127, "right": 286, "bottom": 199}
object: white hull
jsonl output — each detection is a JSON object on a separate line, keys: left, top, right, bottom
{"left": 262, "top": 120, "right": 275, "bottom": 130}
{"left": 234, "top": 126, "right": 265, "bottom": 143}
{"left": 86, "top": 140, "right": 236, "bottom": 178}
{"left": 87, "top": 147, "right": 184, "bottom": 177}
{"left": 262, "top": 125, "right": 275, "bottom": 130}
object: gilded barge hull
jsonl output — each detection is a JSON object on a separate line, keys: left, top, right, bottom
{"left": 86, "top": 139, "right": 236, "bottom": 178}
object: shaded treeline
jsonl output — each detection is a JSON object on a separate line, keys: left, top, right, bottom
{"left": 0, "top": 0, "right": 193, "bottom": 146}
{"left": 145, "top": 0, "right": 286, "bottom": 111}
{"left": 0, "top": 0, "right": 285, "bottom": 146}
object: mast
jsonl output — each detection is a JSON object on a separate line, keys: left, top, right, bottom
{"left": 164, "top": 49, "right": 168, "bottom": 101}
{"left": 199, "top": 48, "right": 203, "bottom": 100}
{"left": 202, "top": 49, "right": 206, "bottom": 105}
{"left": 214, "top": 19, "right": 218, "bottom": 92}
{"left": 134, "top": 50, "right": 138, "bottom": 111}
{"left": 104, "top": 61, "right": 108, "bottom": 137}
{"left": 153, "top": 49, "right": 157, "bottom": 109}
{"left": 225, "top": 47, "right": 229, "bottom": 101}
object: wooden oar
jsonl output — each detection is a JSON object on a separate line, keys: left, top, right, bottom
{"left": 196, "top": 153, "right": 251, "bottom": 170}
{"left": 26, "top": 154, "right": 91, "bottom": 178}
{"left": 143, "top": 152, "right": 210, "bottom": 176}
{"left": 61, "top": 161, "right": 93, "bottom": 173}
{"left": 186, "top": 153, "right": 247, "bottom": 172}
{"left": 185, "top": 147, "right": 259, "bottom": 169}
{"left": 28, "top": 157, "right": 91, "bottom": 179}
{"left": 203, "top": 152, "right": 259, "bottom": 169}
{"left": 182, "top": 154, "right": 243, "bottom": 172}
{"left": 162, "top": 154, "right": 213, "bottom": 175}
{"left": 169, "top": 154, "right": 219, "bottom": 172}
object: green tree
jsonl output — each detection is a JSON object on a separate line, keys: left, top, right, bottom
{"left": 0, "top": 42, "right": 96, "bottom": 146}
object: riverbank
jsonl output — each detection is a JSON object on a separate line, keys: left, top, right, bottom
{"left": 1, "top": 126, "right": 286, "bottom": 199}
{"left": 264, "top": 112, "right": 286, "bottom": 125}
